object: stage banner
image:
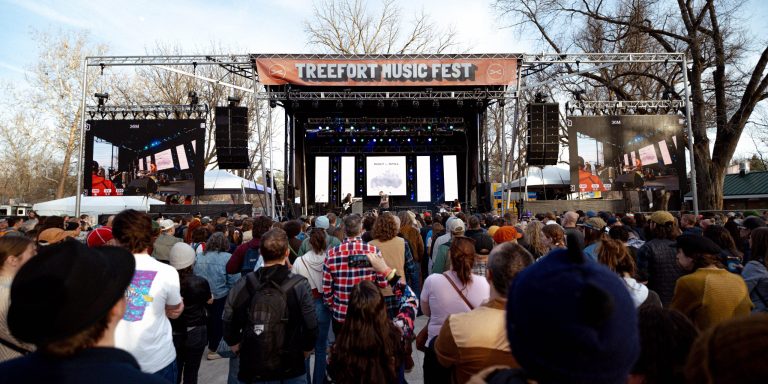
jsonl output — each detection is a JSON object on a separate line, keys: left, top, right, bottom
{"left": 84, "top": 119, "right": 206, "bottom": 197}
{"left": 254, "top": 57, "right": 518, "bottom": 86}
{"left": 566, "top": 115, "right": 687, "bottom": 202}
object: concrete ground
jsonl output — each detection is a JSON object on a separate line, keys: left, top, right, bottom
{"left": 197, "top": 315, "right": 428, "bottom": 384}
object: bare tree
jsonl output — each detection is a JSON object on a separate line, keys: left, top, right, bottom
{"left": 25, "top": 31, "right": 108, "bottom": 199}
{"left": 494, "top": 0, "right": 768, "bottom": 210}
{"left": 305, "top": 0, "right": 459, "bottom": 54}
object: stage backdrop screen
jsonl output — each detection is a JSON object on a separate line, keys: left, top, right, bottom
{"left": 567, "top": 115, "right": 686, "bottom": 195}
{"left": 366, "top": 156, "right": 407, "bottom": 196}
{"left": 84, "top": 119, "right": 205, "bottom": 196}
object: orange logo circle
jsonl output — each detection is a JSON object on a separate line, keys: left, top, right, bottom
{"left": 269, "top": 64, "right": 287, "bottom": 79}
{"left": 487, "top": 63, "right": 505, "bottom": 82}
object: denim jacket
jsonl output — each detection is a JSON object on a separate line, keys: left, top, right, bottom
{"left": 194, "top": 251, "right": 240, "bottom": 299}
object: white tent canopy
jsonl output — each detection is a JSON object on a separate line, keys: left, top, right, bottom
{"left": 33, "top": 196, "right": 165, "bottom": 217}
{"left": 506, "top": 166, "right": 571, "bottom": 189}
{"left": 204, "top": 170, "right": 272, "bottom": 195}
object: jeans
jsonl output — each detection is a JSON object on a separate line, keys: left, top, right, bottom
{"left": 228, "top": 356, "right": 244, "bottom": 384}
{"left": 423, "top": 337, "right": 450, "bottom": 384}
{"left": 207, "top": 297, "right": 227, "bottom": 351}
{"left": 153, "top": 359, "right": 178, "bottom": 384}
{"left": 173, "top": 326, "right": 207, "bottom": 384}
{"left": 253, "top": 374, "right": 306, "bottom": 384}
{"left": 304, "top": 298, "right": 332, "bottom": 384}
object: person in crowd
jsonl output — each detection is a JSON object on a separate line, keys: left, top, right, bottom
{"left": 680, "top": 214, "right": 702, "bottom": 236}
{"left": 561, "top": 211, "right": 584, "bottom": 250}
{"left": 670, "top": 234, "right": 752, "bottom": 330}
{"left": 435, "top": 242, "right": 533, "bottom": 383}
{"left": 629, "top": 307, "right": 698, "bottom": 384}
{"left": 684, "top": 314, "right": 768, "bottom": 383}
{"left": 37, "top": 227, "right": 80, "bottom": 246}
{"left": 579, "top": 217, "right": 607, "bottom": 262}
{"left": 432, "top": 218, "right": 467, "bottom": 275}
{"left": 184, "top": 218, "right": 202, "bottom": 244}
{"left": 298, "top": 216, "right": 341, "bottom": 257}
{"left": 225, "top": 216, "right": 273, "bottom": 275}
{"left": 0, "top": 218, "right": 22, "bottom": 238}
{"left": 492, "top": 226, "right": 522, "bottom": 246}
{"left": 292, "top": 227, "right": 332, "bottom": 384}
{"left": 465, "top": 216, "right": 492, "bottom": 248}
{"left": 240, "top": 218, "right": 254, "bottom": 243}
{"left": 284, "top": 220, "right": 304, "bottom": 264}
{"left": 370, "top": 212, "right": 419, "bottom": 318}
{"left": 738, "top": 216, "right": 766, "bottom": 261}
{"left": 0, "top": 240, "right": 168, "bottom": 383}
{"left": 541, "top": 224, "right": 566, "bottom": 254}
{"left": 597, "top": 237, "right": 661, "bottom": 309}
{"left": 223, "top": 228, "right": 317, "bottom": 384}
{"left": 636, "top": 211, "right": 683, "bottom": 306}
{"left": 189, "top": 227, "right": 208, "bottom": 256}
{"left": 703, "top": 224, "right": 743, "bottom": 273}
{"left": 467, "top": 219, "right": 494, "bottom": 277}
{"left": 323, "top": 214, "right": 386, "bottom": 333}
{"left": 193, "top": 232, "right": 238, "bottom": 361}
{"left": 0, "top": 237, "right": 36, "bottom": 361}
{"left": 326, "top": 213, "right": 339, "bottom": 233}
{"left": 421, "top": 236, "right": 490, "bottom": 383}
{"left": 743, "top": 227, "right": 768, "bottom": 312}
{"left": 327, "top": 259, "right": 417, "bottom": 384}
{"left": 361, "top": 214, "right": 376, "bottom": 243}
{"left": 169, "top": 243, "right": 212, "bottom": 384}
{"left": 430, "top": 216, "right": 458, "bottom": 272}
{"left": 152, "top": 219, "right": 181, "bottom": 264}
{"left": 523, "top": 221, "right": 548, "bottom": 259}
{"left": 398, "top": 211, "right": 424, "bottom": 268}
{"left": 471, "top": 233, "right": 639, "bottom": 384}
{"left": 113, "top": 209, "right": 184, "bottom": 382}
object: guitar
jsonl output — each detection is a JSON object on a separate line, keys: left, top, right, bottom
{"left": 343, "top": 197, "right": 362, "bottom": 211}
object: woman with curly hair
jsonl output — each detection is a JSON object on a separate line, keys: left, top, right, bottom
{"left": 524, "top": 221, "right": 548, "bottom": 259}
{"left": 541, "top": 224, "right": 566, "bottom": 253}
{"left": 370, "top": 212, "right": 419, "bottom": 318}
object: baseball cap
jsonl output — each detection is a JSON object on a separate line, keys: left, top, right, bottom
{"left": 578, "top": 217, "right": 607, "bottom": 232}
{"left": 649, "top": 211, "right": 675, "bottom": 226}
{"left": 86, "top": 227, "right": 114, "bottom": 248}
{"left": 447, "top": 218, "right": 466, "bottom": 234}
{"left": 159, "top": 219, "right": 175, "bottom": 232}
{"left": 8, "top": 239, "right": 135, "bottom": 345}
{"left": 201, "top": 216, "right": 212, "bottom": 224}
{"left": 741, "top": 216, "right": 766, "bottom": 230}
{"left": 493, "top": 226, "right": 522, "bottom": 244}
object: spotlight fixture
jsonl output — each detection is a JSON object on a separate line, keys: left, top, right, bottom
{"left": 229, "top": 96, "right": 242, "bottom": 107}
{"left": 456, "top": 99, "right": 464, "bottom": 108}
{"left": 269, "top": 99, "right": 277, "bottom": 108}
{"left": 291, "top": 101, "right": 300, "bottom": 110}
{"left": 377, "top": 100, "right": 385, "bottom": 109}
{"left": 392, "top": 100, "right": 399, "bottom": 108}
{"left": 336, "top": 100, "right": 343, "bottom": 109}
{"left": 312, "top": 100, "right": 319, "bottom": 109}
{"left": 412, "top": 100, "right": 419, "bottom": 108}
{"left": 432, "top": 100, "right": 439, "bottom": 108}
{"left": 94, "top": 92, "right": 109, "bottom": 108}
{"left": 187, "top": 91, "right": 199, "bottom": 106}
{"left": 356, "top": 100, "right": 364, "bottom": 109}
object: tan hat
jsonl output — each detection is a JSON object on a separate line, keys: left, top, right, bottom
{"left": 159, "top": 219, "right": 175, "bottom": 232}
{"left": 579, "top": 217, "right": 607, "bottom": 232}
{"left": 38, "top": 228, "right": 80, "bottom": 245}
{"left": 649, "top": 211, "right": 675, "bottom": 225}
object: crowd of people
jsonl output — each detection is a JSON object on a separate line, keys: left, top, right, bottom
{"left": 0, "top": 207, "right": 767, "bottom": 383}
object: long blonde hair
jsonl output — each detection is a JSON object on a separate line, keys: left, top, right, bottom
{"left": 525, "top": 220, "right": 549, "bottom": 257}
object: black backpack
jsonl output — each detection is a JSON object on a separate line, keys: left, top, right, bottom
{"left": 241, "top": 272, "right": 303, "bottom": 374}
{"left": 242, "top": 247, "right": 263, "bottom": 276}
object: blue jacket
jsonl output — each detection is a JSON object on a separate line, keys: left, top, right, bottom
{"left": 194, "top": 250, "right": 240, "bottom": 299}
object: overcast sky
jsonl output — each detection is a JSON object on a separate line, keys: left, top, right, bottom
{"left": 1, "top": 0, "right": 766, "bottom": 159}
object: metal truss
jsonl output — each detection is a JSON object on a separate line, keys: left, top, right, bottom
{"left": 85, "top": 55, "right": 254, "bottom": 79}
{"left": 85, "top": 104, "right": 210, "bottom": 120}
{"left": 259, "top": 89, "right": 513, "bottom": 101}
{"left": 251, "top": 53, "right": 523, "bottom": 60}
{"left": 565, "top": 99, "right": 686, "bottom": 115}
{"left": 306, "top": 117, "right": 464, "bottom": 125}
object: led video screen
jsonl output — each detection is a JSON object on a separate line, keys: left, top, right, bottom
{"left": 366, "top": 156, "right": 407, "bottom": 196}
{"left": 85, "top": 119, "right": 206, "bottom": 196}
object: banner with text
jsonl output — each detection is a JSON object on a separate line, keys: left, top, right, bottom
{"left": 254, "top": 57, "right": 519, "bottom": 86}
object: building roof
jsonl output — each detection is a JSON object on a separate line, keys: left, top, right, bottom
{"left": 685, "top": 171, "right": 768, "bottom": 200}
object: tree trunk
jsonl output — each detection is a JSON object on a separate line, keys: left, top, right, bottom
{"left": 56, "top": 110, "right": 81, "bottom": 199}
{"left": 694, "top": 141, "right": 725, "bottom": 211}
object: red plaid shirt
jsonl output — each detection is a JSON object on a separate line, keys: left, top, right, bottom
{"left": 323, "top": 237, "right": 387, "bottom": 322}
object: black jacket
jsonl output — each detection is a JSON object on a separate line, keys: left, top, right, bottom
{"left": 171, "top": 274, "right": 211, "bottom": 333}
{"left": 0, "top": 347, "right": 168, "bottom": 384}
{"left": 223, "top": 264, "right": 317, "bottom": 382}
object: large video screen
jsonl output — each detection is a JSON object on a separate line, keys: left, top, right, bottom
{"left": 567, "top": 115, "right": 686, "bottom": 195}
{"left": 366, "top": 156, "right": 407, "bottom": 196}
{"left": 85, "top": 119, "right": 206, "bottom": 196}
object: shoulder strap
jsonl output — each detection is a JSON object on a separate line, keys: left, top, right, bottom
{"left": 0, "top": 336, "right": 32, "bottom": 356}
{"left": 442, "top": 272, "right": 474, "bottom": 310}
{"left": 279, "top": 274, "right": 304, "bottom": 294}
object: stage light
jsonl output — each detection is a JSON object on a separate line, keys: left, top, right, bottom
{"left": 325, "top": 126, "right": 330, "bottom": 130}
{"left": 392, "top": 100, "right": 398, "bottom": 108}
{"left": 291, "top": 101, "right": 300, "bottom": 110}
{"left": 373, "top": 138, "right": 377, "bottom": 142}
{"left": 229, "top": 96, "right": 242, "bottom": 107}
{"left": 188, "top": 91, "right": 199, "bottom": 106}
{"left": 456, "top": 99, "right": 464, "bottom": 107}
{"left": 407, "top": 138, "right": 411, "bottom": 142}
{"left": 356, "top": 100, "right": 364, "bottom": 109}
{"left": 433, "top": 100, "right": 439, "bottom": 108}
{"left": 336, "top": 100, "right": 343, "bottom": 109}
{"left": 312, "top": 100, "right": 319, "bottom": 108}
{"left": 377, "top": 100, "right": 385, "bottom": 109}
{"left": 388, "top": 138, "right": 392, "bottom": 142}
{"left": 413, "top": 100, "right": 419, "bottom": 108}
{"left": 94, "top": 92, "right": 109, "bottom": 108}
{"left": 352, "top": 138, "right": 356, "bottom": 143}
{"left": 428, "top": 138, "right": 432, "bottom": 142}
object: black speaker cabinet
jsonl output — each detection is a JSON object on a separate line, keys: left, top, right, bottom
{"left": 215, "top": 106, "right": 250, "bottom": 169}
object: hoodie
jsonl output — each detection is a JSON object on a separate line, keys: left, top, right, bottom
{"left": 293, "top": 249, "right": 326, "bottom": 296}
{"left": 623, "top": 275, "right": 649, "bottom": 308}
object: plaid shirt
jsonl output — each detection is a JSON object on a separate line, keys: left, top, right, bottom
{"left": 323, "top": 237, "right": 387, "bottom": 322}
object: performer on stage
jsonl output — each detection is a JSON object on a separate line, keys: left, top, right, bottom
{"left": 91, "top": 161, "right": 116, "bottom": 196}
{"left": 378, "top": 191, "right": 389, "bottom": 210}
{"left": 342, "top": 193, "right": 353, "bottom": 215}
{"left": 577, "top": 156, "right": 606, "bottom": 192}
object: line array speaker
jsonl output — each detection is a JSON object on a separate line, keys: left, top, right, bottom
{"left": 526, "top": 103, "right": 560, "bottom": 166}
{"left": 215, "top": 106, "right": 250, "bottom": 169}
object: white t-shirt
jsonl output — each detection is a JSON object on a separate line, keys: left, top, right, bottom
{"left": 115, "top": 253, "right": 182, "bottom": 373}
